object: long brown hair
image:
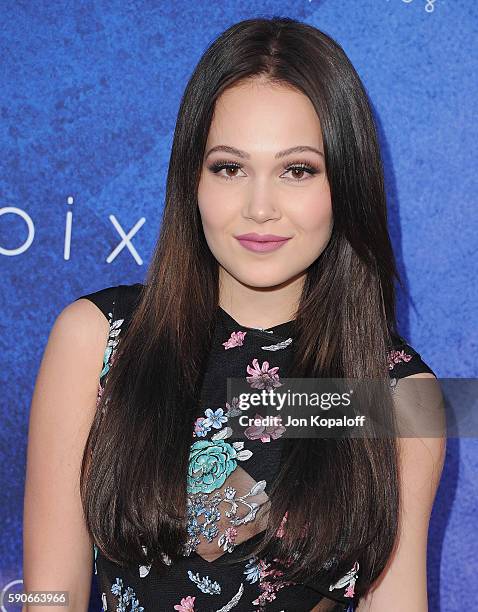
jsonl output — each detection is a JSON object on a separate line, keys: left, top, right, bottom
{"left": 80, "top": 16, "right": 404, "bottom": 604}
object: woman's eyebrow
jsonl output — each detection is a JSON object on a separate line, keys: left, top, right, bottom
{"left": 205, "top": 144, "right": 324, "bottom": 160}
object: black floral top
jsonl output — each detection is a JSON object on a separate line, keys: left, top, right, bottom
{"left": 77, "top": 283, "right": 435, "bottom": 612}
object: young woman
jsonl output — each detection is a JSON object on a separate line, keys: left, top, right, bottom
{"left": 23, "top": 17, "right": 446, "bottom": 612}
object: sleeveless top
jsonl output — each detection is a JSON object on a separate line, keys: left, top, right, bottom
{"left": 76, "top": 283, "right": 436, "bottom": 612}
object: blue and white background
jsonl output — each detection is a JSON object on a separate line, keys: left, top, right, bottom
{"left": 0, "top": 1, "right": 476, "bottom": 610}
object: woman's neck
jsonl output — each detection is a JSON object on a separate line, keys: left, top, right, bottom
{"left": 218, "top": 268, "right": 305, "bottom": 329}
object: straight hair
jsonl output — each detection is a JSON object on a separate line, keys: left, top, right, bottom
{"left": 80, "top": 16, "right": 404, "bottom": 605}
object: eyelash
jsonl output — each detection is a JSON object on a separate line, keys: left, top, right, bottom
{"left": 207, "top": 159, "right": 320, "bottom": 182}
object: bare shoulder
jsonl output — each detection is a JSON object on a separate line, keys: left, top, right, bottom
{"left": 23, "top": 298, "right": 112, "bottom": 603}
{"left": 357, "top": 372, "right": 446, "bottom": 611}
{"left": 392, "top": 371, "right": 446, "bottom": 490}
{"left": 31, "top": 297, "right": 112, "bottom": 416}
{"left": 28, "top": 296, "right": 112, "bottom": 442}
{"left": 56, "top": 296, "right": 111, "bottom": 348}
{"left": 396, "top": 372, "right": 447, "bottom": 500}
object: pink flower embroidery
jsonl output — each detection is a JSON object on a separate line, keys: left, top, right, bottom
{"left": 252, "top": 556, "right": 297, "bottom": 608}
{"left": 173, "top": 595, "right": 196, "bottom": 611}
{"left": 223, "top": 330, "right": 247, "bottom": 349}
{"left": 274, "top": 511, "right": 308, "bottom": 539}
{"left": 225, "top": 397, "right": 241, "bottom": 413}
{"left": 387, "top": 349, "right": 413, "bottom": 370}
{"left": 246, "top": 358, "right": 282, "bottom": 390}
{"left": 218, "top": 526, "right": 238, "bottom": 552}
{"left": 244, "top": 413, "right": 286, "bottom": 442}
{"left": 329, "top": 560, "right": 360, "bottom": 598}
{"left": 275, "top": 512, "right": 288, "bottom": 538}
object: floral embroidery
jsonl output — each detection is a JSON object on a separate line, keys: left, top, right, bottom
{"left": 96, "top": 287, "right": 365, "bottom": 610}
{"left": 138, "top": 545, "right": 151, "bottom": 578}
{"left": 100, "top": 317, "right": 125, "bottom": 378}
{"left": 96, "top": 383, "right": 104, "bottom": 408}
{"left": 223, "top": 330, "right": 247, "bottom": 349}
{"left": 387, "top": 348, "right": 413, "bottom": 370}
{"left": 203, "top": 408, "right": 229, "bottom": 429}
{"left": 223, "top": 481, "right": 267, "bottom": 524}
{"left": 260, "top": 337, "right": 293, "bottom": 351}
{"left": 244, "top": 413, "right": 286, "bottom": 442}
{"left": 110, "top": 577, "right": 144, "bottom": 611}
{"left": 137, "top": 544, "right": 172, "bottom": 577}
{"left": 246, "top": 358, "right": 283, "bottom": 390}
{"left": 275, "top": 512, "right": 288, "bottom": 538}
{"left": 273, "top": 511, "right": 309, "bottom": 539}
{"left": 224, "top": 397, "right": 244, "bottom": 418}
{"left": 193, "top": 416, "right": 210, "bottom": 437}
{"left": 138, "top": 562, "right": 151, "bottom": 579}
{"left": 184, "top": 492, "right": 220, "bottom": 553}
{"left": 188, "top": 439, "right": 245, "bottom": 494}
{"left": 96, "top": 315, "right": 125, "bottom": 412}
{"left": 216, "top": 583, "right": 245, "bottom": 611}
{"left": 193, "top": 407, "right": 231, "bottom": 438}
{"left": 188, "top": 570, "right": 222, "bottom": 594}
{"left": 183, "top": 480, "right": 267, "bottom": 556}
{"left": 329, "top": 560, "right": 360, "bottom": 598}
{"left": 252, "top": 555, "right": 297, "bottom": 609}
{"left": 217, "top": 526, "right": 238, "bottom": 552}
{"left": 173, "top": 595, "right": 196, "bottom": 611}
{"left": 244, "top": 556, "right": 262, "bottom": 583}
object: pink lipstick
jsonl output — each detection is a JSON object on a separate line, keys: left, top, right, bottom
{"left": 235, "top": 232, "right": 292, "bottom": 253}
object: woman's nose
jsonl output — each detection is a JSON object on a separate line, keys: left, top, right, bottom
{"left": 243, "top": 184, "right": 281, "bottom": 223}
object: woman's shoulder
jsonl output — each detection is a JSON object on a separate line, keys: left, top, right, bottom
{"left": 387, "top": 332, "right": 437, "bottom": 379}
{"left": 74, "top": 282, "right": 144, "bottom": 323}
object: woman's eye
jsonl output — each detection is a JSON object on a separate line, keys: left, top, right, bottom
{"left": 208, "top": 162, "right": 244, "bottom": 181}
{"left": 282, "top": 164, "right": 319, "bottom": 181}
{"left": 207, "top": 161, "right": 320, "bottom": 182}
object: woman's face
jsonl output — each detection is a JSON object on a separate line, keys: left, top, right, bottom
{"left": 197, "top": 79, "right": 333, "bottom": 291}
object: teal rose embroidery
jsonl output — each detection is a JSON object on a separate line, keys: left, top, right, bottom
{"left": 188, "top": 440, "right": 238, "bottom": 494}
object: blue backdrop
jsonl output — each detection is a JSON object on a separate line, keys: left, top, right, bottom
{"left": 1, "top": 1, "right": 476, "bottom": 611}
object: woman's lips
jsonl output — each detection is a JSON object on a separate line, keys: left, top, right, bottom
{"left": 235, "top": 237, "right": 291, "bottom": 252}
